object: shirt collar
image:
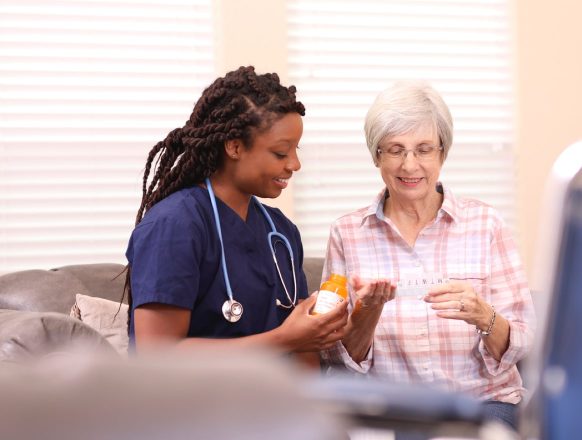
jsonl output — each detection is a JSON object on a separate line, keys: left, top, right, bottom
{"left": 361, "top": 182, "right": 459, "bottom": 226}
{"left": 438, "top": 185, "right": 460, "bottom": 223}
{"left": 360, "top": 189, "right": 387, "bottom": 226}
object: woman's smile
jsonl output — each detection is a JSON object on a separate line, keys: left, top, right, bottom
{"left": 397, "top": 177, "right": 424, "bottom": 187}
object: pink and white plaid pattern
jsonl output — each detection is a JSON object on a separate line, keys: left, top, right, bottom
{"left": 321, "top": 186, "right": 535, "bottom": 404}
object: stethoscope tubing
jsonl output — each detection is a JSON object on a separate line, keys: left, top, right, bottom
{"left": 205, "top": 178, "right": 298, "bottom": 313}
{"left": 206, "top": 178, "right": 236, "bottom": 302}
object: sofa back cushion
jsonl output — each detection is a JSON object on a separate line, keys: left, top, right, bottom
{"left": 303, "top": 257, "right": 324, "bottom": 294}
{"left": 0, "top": 261, "right": 325, "bottom": 314}
{"left": 0, "top": 263, "right": 126, "bottom": 314}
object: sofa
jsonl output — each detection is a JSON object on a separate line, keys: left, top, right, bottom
{"left": 0, "top": 258, "right": 493, "bottom": 439}
{"left": 0, "top": 258, "right": 325, "bottom": 362}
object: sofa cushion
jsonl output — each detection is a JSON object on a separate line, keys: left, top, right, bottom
{"left": 56, "top": 264, "right": 127, "bottom": 302}
{"left": 71, "top": 294, "right": 129, "bottom": 356}
{"left": 303, "top": 257, "right": 324, "bottom": 294}
{"left": 0, "top": 263, "right": 126, "bottom": 314}
{"left": 0, "top": 309, "right": 117, "bottom": 362}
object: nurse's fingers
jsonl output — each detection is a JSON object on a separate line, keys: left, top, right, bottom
{"left": 317, "top": 302, "right": 349, "bottom": 333}
{"left": 294, "top": 293, "right": 317, "bottom": 312}
{"left": 322, "top": 328, "right": 347, "bottom": 348}
{"left": 317, "top": 297, "right": 349, "bottom": 322}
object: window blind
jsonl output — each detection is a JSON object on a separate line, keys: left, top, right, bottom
{"left": 0, "top": 0, "right": 215, "bottom": 273}
{"left": 287, "top": 0, "right": 516, "bottom": 257}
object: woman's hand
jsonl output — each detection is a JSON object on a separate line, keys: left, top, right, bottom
{"left": 351, "top": 275, "right": 395, "bottom": 311}
{"left": 276, "top": 293, "right": 349, "bottom": 352}
{"left": 341, "top": 275, "right": 395, "bottom": 363}
{"left": 423, "top": 280, "right": 492, "bottom": 329}
{"left": 423, "top": 280, "right": 511, "bottom": 361}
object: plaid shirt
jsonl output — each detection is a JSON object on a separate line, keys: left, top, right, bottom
{"left": 321, "top": 185, "right": 535, "bottom": 403}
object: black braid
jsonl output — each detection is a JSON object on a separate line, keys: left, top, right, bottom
{"left": 123, "top": 66, "right": 305, "bottom": 332}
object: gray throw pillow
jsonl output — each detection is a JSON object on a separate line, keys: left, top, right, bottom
{"left": 0, "top": 309, "right": 117, "bottom": 363}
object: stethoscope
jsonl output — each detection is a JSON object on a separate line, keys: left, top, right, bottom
{"left": 205, "top": 178, "right": 298, "bottom": 323}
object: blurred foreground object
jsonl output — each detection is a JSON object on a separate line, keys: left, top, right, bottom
{"left": 0, "top": 351, "right": 344, "bottom": 440}
{"left": 0, "top": 348, "right": 519, "bottom": 440}
{"left": 305, "top": 374, "right": 501, "bottom": 440}
{"left": 525, "top": 140, "right": 582, "bottom": 439}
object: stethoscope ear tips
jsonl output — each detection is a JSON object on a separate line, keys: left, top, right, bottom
{"left": 275, "top": 299, "right": 282, "bottom": 306}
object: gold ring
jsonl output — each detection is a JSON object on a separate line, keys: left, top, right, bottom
{"left": 459, "top": 300, "right": 465, "bottom": 312}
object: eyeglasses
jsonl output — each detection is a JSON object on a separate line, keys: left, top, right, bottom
{"left": 376, "top": 144, "right": 443, "bottom": 162}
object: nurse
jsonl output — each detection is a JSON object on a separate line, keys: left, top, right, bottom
{"left": 125, "top": 66, "right": 349, "bottom": 360}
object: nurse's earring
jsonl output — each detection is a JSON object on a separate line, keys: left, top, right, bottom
{"left": 225, "top": 139, "right": 242, "bottom": 160}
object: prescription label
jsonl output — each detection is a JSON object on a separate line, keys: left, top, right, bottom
{"left": 313, "top": 289, "right": 344, "bottom": 314}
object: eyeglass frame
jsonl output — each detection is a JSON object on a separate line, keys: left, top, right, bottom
{"left": 376, "top": 144, "right": 444, "bottom": 162}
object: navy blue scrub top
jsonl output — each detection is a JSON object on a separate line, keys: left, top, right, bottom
{"left": 126, "top": 185, "right": 308, "bottom": 343}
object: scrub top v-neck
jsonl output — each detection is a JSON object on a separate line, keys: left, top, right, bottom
{"left": 126, "top": 185, "right": 308, "bottom": 342}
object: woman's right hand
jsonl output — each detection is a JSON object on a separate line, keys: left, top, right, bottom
{"left": 341, "top": 275, "right": 394, "bottom": 363}
{"left": 351, "top": 274, "right": 395, "bottom": 311}
{"left": 276, "top": 293, "right": 349, "bottom": 352}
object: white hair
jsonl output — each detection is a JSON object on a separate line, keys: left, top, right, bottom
{"left": 364, "top": 81, "right": 453, "bottom": 165}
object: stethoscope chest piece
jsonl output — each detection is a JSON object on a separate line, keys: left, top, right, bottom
{"left": 222, "top": 299, "right": 243, "bottom": 323}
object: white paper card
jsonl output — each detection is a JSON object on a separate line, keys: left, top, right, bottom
{"left": 396, "top": 274, "right": 448, "bottom": 298}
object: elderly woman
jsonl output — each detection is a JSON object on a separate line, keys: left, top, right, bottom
{"left": 321, "top": 81, "right": 535, "bottom": 430}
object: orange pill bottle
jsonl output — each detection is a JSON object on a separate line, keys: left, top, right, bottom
{"left": 311, "top": 273, "right": 348, "bottom": 315}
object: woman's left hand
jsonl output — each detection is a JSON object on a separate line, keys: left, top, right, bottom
{"left": 423, "top": 281, "right": 492, "bottom": 329}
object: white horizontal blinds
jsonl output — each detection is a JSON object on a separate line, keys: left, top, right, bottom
{"left": 0, "top": 0, "right": 215, "bottom": 273}
{"left": 287, "top": 0, "right": 515, "bottom": 257}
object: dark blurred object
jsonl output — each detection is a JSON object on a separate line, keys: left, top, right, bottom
{"left": 539, "top": 141, "right": 582, "bottom": 439}
{"left": 525, "top": 140, "right": 582, "bottom": 439}
{"left": 305, "top": 374, "right": 486, "bottom": 438}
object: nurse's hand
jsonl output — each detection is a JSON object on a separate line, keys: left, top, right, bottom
{"left": 277, "top": 293, "right": 348, "bottom": 352}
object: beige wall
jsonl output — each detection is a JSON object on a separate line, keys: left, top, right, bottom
{"left": 213, "top": 0, "right": 295, "bottom": 218}
{"left": 212, "top": 0, "right": 582, "bottom": 278}
{"left": 515, "top": 0, "right": 582, "bottom": 276}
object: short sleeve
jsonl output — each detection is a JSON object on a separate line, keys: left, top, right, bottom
{"left": 127, "top": 215, "right": 203, "bottom": 310}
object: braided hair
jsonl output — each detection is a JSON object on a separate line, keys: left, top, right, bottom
{"left": 124, "top": 66, "right": 305, "bottom": 331}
